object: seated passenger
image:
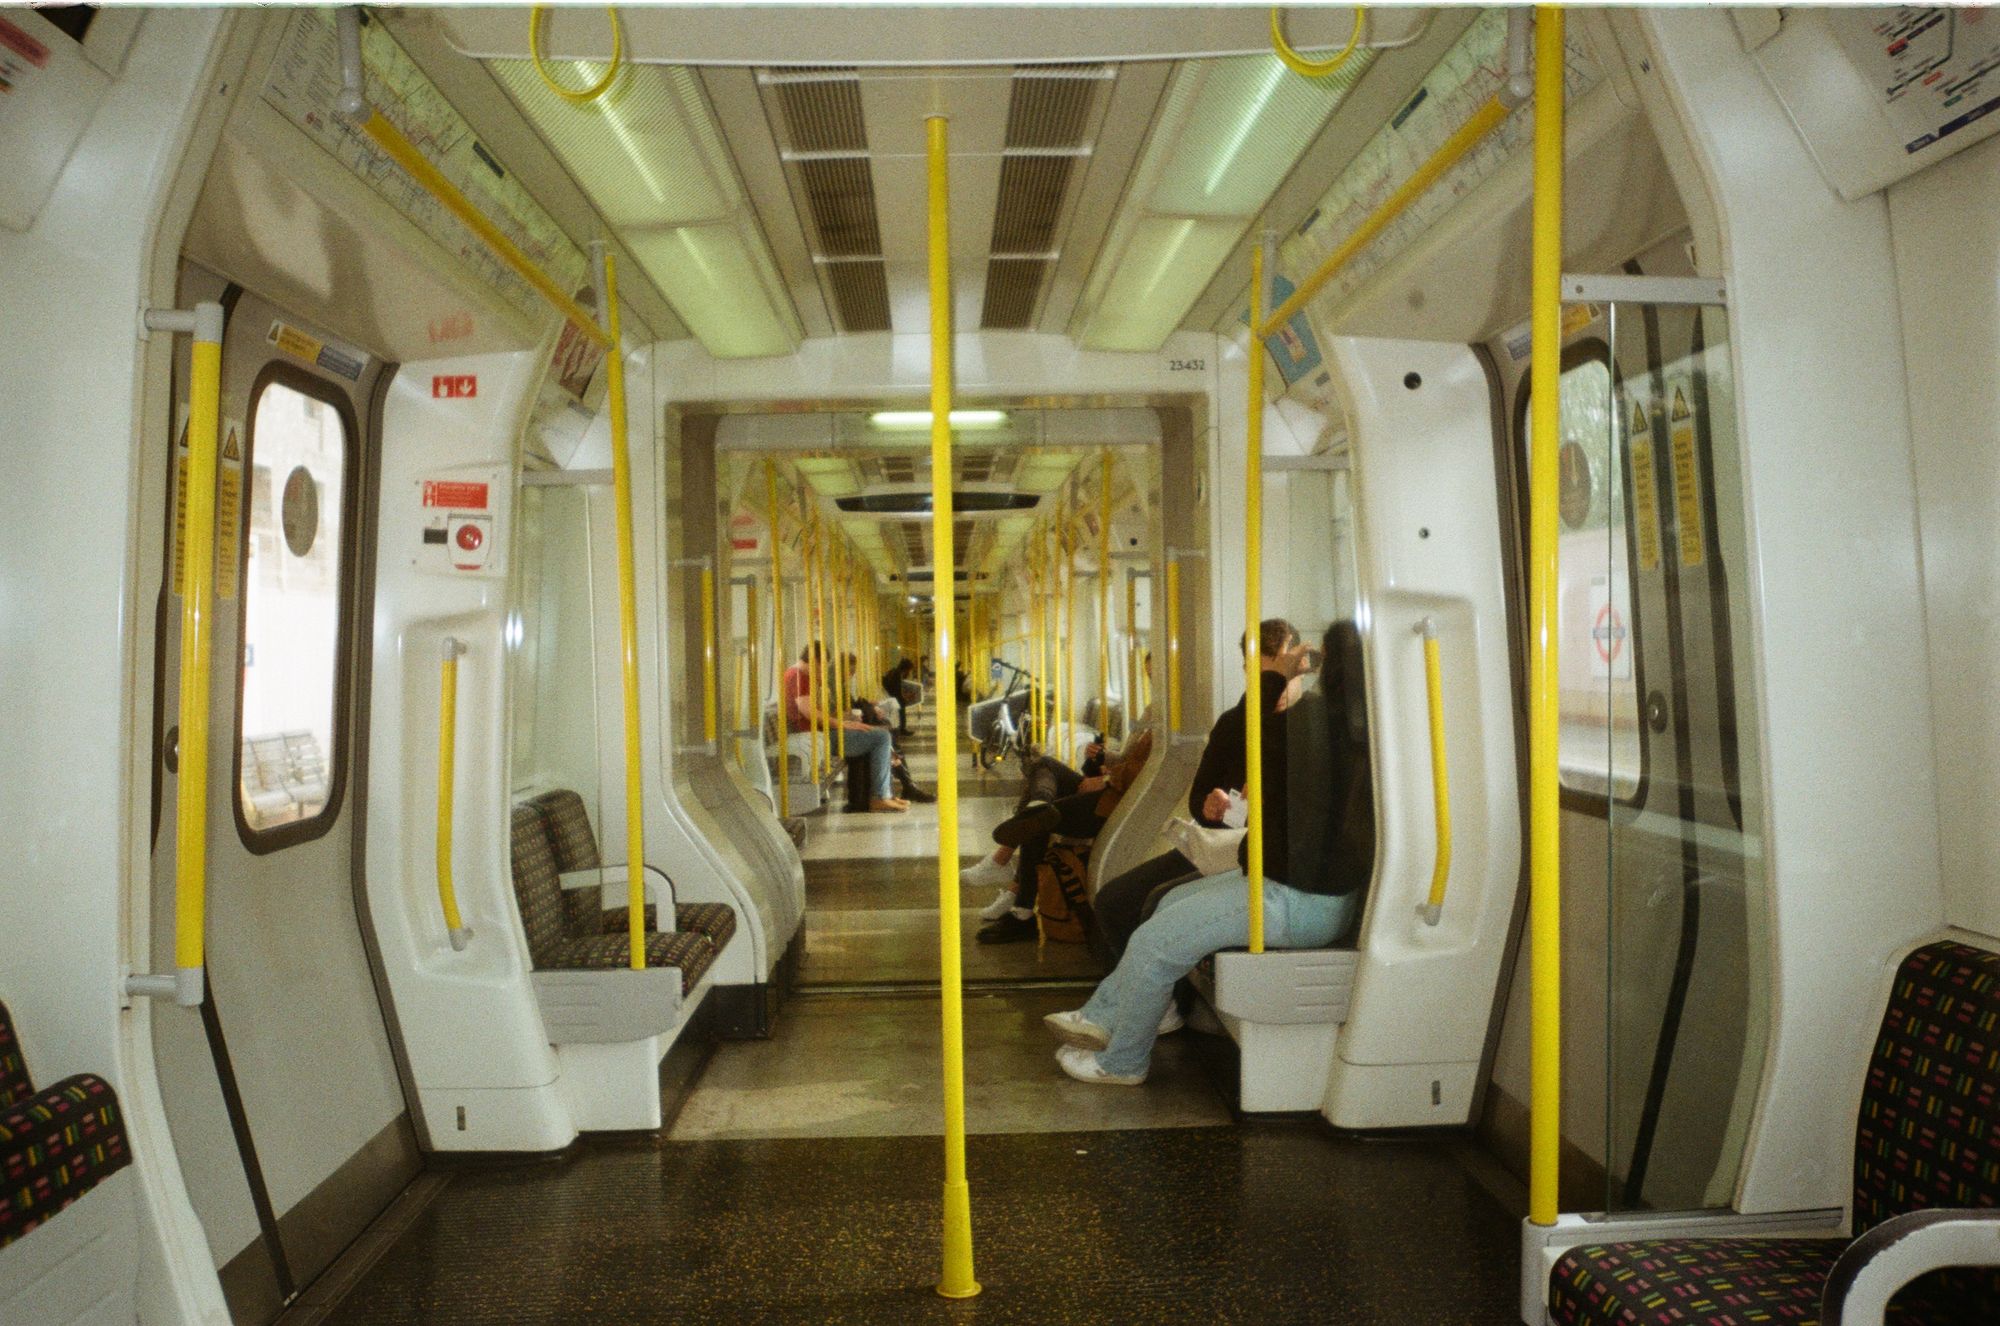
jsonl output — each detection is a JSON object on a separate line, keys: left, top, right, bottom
{"left": 973, "top": 729, "right": 1154, "bottom": 944}
{"left": 783, "top": 642, "right": 907, "bottom": 813}
{"left": 881, "top": 657, "right": 916, "bottom": 733}
{"left": 1046, "top": 623, "right": 1369, "bottom": 1085}
{"left": 1089, "top": 619, "right": 1309, "bottom": 966}
{"left": 845, "top": 652, "right": 935, "bottom": 803}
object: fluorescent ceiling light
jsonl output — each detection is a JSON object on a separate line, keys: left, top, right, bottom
{"left": 626, "top": 225, "right": 800, "bottom": 359}
{"left": 868, "top": 410, "right": 1010, "bottom": 429}
{"left": 1073, "top": 50, "right": 1373, "bottom": 352}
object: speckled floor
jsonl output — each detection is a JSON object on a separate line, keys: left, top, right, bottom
{"left": 317, "top": 1123, "right": 1521, "bottom": 1325}
{"left": 670, "top": 989, "right": 1227, "bottom": 1141}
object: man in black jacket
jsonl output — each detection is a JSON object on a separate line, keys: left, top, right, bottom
{"left": 1089, "top": 618, "right": 1311, "bottom": 965}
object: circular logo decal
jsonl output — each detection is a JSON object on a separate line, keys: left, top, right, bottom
{"left": 282, "top": 466, "right": 319, "bottom": 557}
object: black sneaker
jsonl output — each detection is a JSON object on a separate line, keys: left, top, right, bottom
{"left": 977, "top": 911, "right": 1039, "bottom": 945}
{"left": 901, "top": 781, "right": 937, "bottom": 803}
{"left": 993, "top": 801, "right": 1060, "bottom": 848}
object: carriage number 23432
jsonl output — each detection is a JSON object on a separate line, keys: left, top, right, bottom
{"left": 1168, "top": 358, "right": 1206, "bottom": 372}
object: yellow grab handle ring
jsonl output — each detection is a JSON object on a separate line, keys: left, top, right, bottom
{"left": 1270, "top": 6, "right": 1365, "bottom": 79}
{"left": 529, "top": 5, "right": 623, "bottom": 106}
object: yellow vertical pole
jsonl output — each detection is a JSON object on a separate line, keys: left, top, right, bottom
{"left": 1061, "top": 522, "right": 1076, "bottom": 752}
{"left": 700, "top": 566, "right": 719, "bottom": 746}
{"left": 833, "top": 541, "right": 849, "bottom": 762}
{"left": 1244, "top": 240, "right": 1268, "bottom": 954}
{"left": 1029, "top": 543, "right": 1044, "bottom": 741}
{"left": 1125, "top": 569, "right": 1139, "bottom": 731}
{"left": 765, "top": 463, "right": 790, "bottom": 820}
{"left": 1165, "top": 558, "right": 1183, "bottom": 736}
{"left": 806, "top": 519, "right": 825, "bottom": 784}
{"left": 436, "top": 638, "right": 472, "bottom": 951}
{"left": 927, "top": 114, "right": 980, "bottom": 1302}
{"left": 746, "top": 578, "right": 761, "bottom": 749}
{"left": 1528, "top": 5, "right": 1566, "bottom": 1229}
{"left": 603, "top": 253, "right": 647, "bottom": 970}
{"left": 171, "top": 303, "right": 225, "bottom": 1006}
{"left": 1098, "top": 452, "right": 1113, "bottom": 732}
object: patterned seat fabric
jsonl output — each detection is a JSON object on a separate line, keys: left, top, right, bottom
{"left": 675, "top": 902, "right": 737, "bottom": 950}
{"left": 1549, "top": 941, "right": 2000, "bottom": 1326}
{"left": 545, "top": 930, "right": 717, "bottom": 994}
{"left": 0, "top": 1001, "right": 132, "bottom": 1250}
{"left": 509, "top": 803, "right": 569, "bottom": 967}
{"left": 530, "top": 789, "right": 602, "bottom": 872}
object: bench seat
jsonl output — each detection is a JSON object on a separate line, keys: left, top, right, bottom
{"left": 0, "top": 1003, "right": 131, "bottom": 1251}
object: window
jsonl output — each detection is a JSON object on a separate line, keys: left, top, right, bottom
{"left": 236, "top": 371, "right": 354, "bottom": 844}
{"left": 1516, "top": 346, "right": 1645, "bottom": 800}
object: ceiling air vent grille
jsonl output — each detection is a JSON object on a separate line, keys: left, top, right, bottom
{"left": 1005, "top": 68, "right": 1107, "bottom": 149}
{"left": 980, "top": 258, "right": 1048, "bottom": 330}
{"left": 979, "top": 67, "right": 1105, "bottom": 330}
{"left": 824, "top": 260, "right": 891, "bottom": 333}
{"left": 772, "top": 71, "right": 866, "bottom": 153}
{"left": 991, "top": 156, "right": 1074, "bottom": 253}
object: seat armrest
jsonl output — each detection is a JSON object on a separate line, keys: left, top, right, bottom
{"left": 1821, "top": 1208, "right": 2000, "bottom": 1326}
{"left": 559, "top": 864, "right": 676, "bottom": 912}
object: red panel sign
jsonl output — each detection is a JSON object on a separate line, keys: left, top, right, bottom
{"left": 430, "top": 374, "right": 478, "bottom": 399}
{"left": 0, "top": 18, "right": 51, "bottom": 68}
{"left": 422, "top": 481, "right": 489, "bottom": 510}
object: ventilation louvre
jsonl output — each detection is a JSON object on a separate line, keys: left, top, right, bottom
{"left": 1005, "top": 69, "right": 1106, "bottom": 149}
{"left": 991, "top": 156, "right": 1075, "bottom": 254}
{"left": 978, "top": 68, "right": 1104, "bottom": 331}
{"left": 980, "top": 258, "right": 1050, "bottom": 330}
{"left": 824, "top": 259, "right": 890, "bottom": 333}
{"left": 772, "top": 72, "right": 866, "bottom": 153}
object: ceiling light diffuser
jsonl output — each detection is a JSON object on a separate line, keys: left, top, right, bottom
{"left": 868, "top": 410, "right": 1010, "bottom": 429}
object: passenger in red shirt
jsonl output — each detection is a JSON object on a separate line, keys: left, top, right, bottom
{"left": 782, "top": 643, "right": 906, "bottom": 812}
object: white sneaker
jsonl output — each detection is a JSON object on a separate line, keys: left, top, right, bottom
{"left": 1056, "top": 1044, "right": 1144, "bottom": 1086}
{"left": 961, "top": 855, "right": 1013, "bottom": 890}
{"left": 978, "top": 888, "right": 1015, "bottom": 921}
{"left": 1042, "top": 1009, "right": 1110, "bottom": 1051}
{"left": 1157, "top": 1003, "right": 1184, "bottom": 1036}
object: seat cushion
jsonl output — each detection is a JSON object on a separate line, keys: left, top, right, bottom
{"left": 675, "top": 902, "right": 737, "bottom": 951}
{"left": 0, "top": 1074, "right": 132, "bottom": 1250}
{"left": 1550, "top": 1238, "right": 1843, "bottom": 1325}
{"left": 543, "top": 931, "right": 717, "bottom": 994}
{"left": 529, "top": 789, "right": 602, "bottom": 874}
{"left": 1853, "top": 940, "right": 2000, "bottom": 1231}
{"left": 0, "top": 1003, "right": 33, "bottom": 1111}
{"left": 589, "top": 903, "right": 661, "bottom": 936}
{"left": 509, "top": 804, "right": 567, "bottom": 965}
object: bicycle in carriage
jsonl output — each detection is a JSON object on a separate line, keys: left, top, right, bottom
{"left": 967, "top": 658, "right": 1040, "bottom": 771}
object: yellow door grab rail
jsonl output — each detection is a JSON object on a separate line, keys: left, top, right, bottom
{"left": 927, "top": 113, "right": 981, "bottom": 1302}
{"left": 765, "top": 462, "right": 789, "bottom": 819}
{"left": 1165, "top": 557, "right": 1183, "bottom": 736}
{"left": 436, "top": 637, "right": 473, "bottom": 951}
{"left": 1097, "top": 452, "right": 1114, "bottom": 731}
{"left": 1244, "top": 240, "right": 1269, "bottom": 955}
{"left": 130, "top": 301, "right": 226, "bottom": 1007}
{"left": 1415, "top": 617, "right": 1452, "bottom": 927}
{"left": 699, "top": 562, "right": 719, "bottom": 746}
{"left": 1527, "top": 6, "right": 1566, "bottom": 1229}
{"left": 599, "top": 249, "right": 648, "bottom": 970}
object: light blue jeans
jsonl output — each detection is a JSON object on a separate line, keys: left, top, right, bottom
{"left": 1080, "top": 871, "right": 1358, "bottom": 1078}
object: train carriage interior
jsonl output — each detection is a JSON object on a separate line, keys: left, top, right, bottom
{"left": 5, "top": 3, "right": 2000, "bottom": 1323}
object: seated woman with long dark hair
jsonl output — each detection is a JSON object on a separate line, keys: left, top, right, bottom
{"left": 1045, "top": 622, "right": 1372, "bottom": 1085}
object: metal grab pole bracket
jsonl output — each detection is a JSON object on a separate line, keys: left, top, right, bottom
{"left": 1414, "top": 616, "right": 1452, "bottom": 928}
{"left": 437, "top": 637, "right": 473, "bottom": 951}
{"left": 129, "top": 300, "right": 226, "bottom": 1007}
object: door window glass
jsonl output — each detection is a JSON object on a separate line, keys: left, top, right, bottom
{"left": 238, "top": 376, "right": 350, "bottom": 837}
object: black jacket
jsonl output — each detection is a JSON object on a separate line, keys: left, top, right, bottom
{"left": 1187, "top": 671, "right": 1289, "bottom": 825}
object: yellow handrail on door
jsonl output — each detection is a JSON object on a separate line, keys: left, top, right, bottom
{"left": 436, "top": 637, "right": 473, "bottom": 951}
{"left": 1528, "top": 5, "right": 1565, "bottom": 1229}
{"left": 1257, "top": 93, "right": 1511, "bottom": 338}
{"left": 1165, "top": 557, "right": 1183, "bottom": 736}
{"left": 1245, "top": 240, "right": 1268, "bottom": 955}
{"left": 1415, "top": 617, "right": 1453, "bottom": 926}
{"left": 765, "top": 462, "right": 789, "bottom": 819}
{"left": 700, "top": 564, "right": 719, "bottom": 746}
{"left": 154, "top": 300, "right": 226, "bottom": 1007}
{"left": 927, "top": 114, "right": 980, "bottom": 1302}
{"left": 601, "top": 251, "right": 647, "bottom": 970}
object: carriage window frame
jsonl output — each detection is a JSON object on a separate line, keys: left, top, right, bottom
{"left": 1512, "top": 337, "right": 1651, "bottom": 814}
{"left": 231, "top": 362, "right": 362, "bottom": 853}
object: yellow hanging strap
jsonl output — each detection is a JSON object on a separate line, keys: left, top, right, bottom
{"left": 1270, "top": 5, "right": 1365, "bottom": 80}
{"left": 1245, "top": 241, "right": 1268, "bottom": 954}
{"left": 528, "top": 6, "right": 623, "bottom": 106}
{"left": 927, "top": 115, "right": 980, "bottom": 1303}
{"left": 1416, "top": 617, "right": 1453, "bottom": 926}
{"left": 602, "top": 252, "right": 647, "bottom": 971}
{"left": 1528, "top": 5, "right": 1566, "bottom": 1230}
{"left": 436, "top": 637, "right": 472, "bottom": 951}
{"left": 765, "top": 462, "right": 789, "bottom": 820}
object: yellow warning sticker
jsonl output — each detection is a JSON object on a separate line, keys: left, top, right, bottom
{"left": 269, "top": 320, "right": 324, "bottom": 365}
{"left": 1628, "top": 401, "right": 1662, "bottom": 572}
{"left": 1669, "top": 385, "right": 1705, "bottom": 568}
{"left": 171, "top": 418, "right": 188, "bottom": 592}
{"left": 1562, "top": 303, "right": 1601, "bottom": 338}
{"left": 215, "top": 422, "right": 243, "bottom": 600}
